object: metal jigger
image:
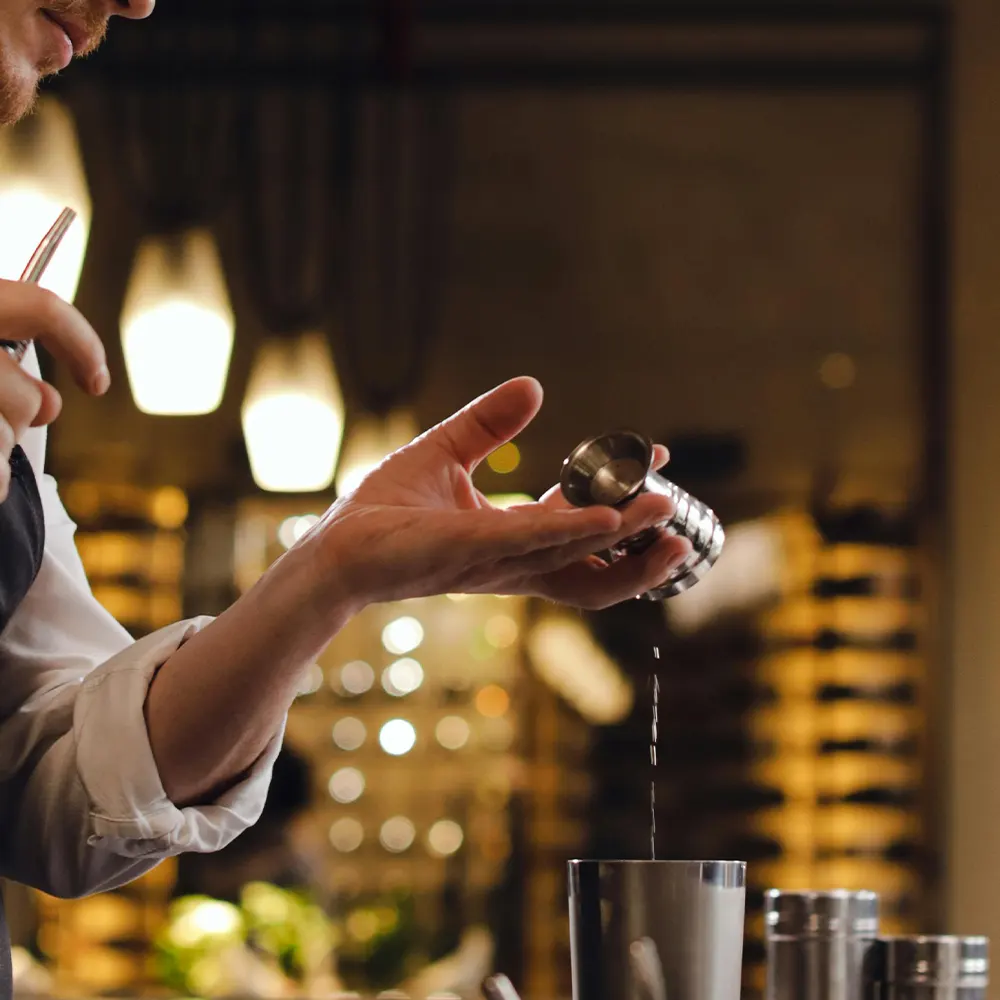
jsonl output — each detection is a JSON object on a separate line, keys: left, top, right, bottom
{"left": 559, "top": 430, "right": 725, "bottom": 599}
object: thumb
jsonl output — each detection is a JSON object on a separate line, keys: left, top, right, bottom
{"left": 419, "top": 376, "right": 543, "bottom": 472}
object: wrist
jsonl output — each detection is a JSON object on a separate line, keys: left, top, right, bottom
{"left": 267, "top": 526, "right": 369, "bottom": 650}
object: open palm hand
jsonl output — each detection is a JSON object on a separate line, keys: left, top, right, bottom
{"left": 306, "top": 377, "right": 691, "bottom": 611}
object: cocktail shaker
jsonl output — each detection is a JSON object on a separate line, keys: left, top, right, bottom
{"left": 866, "top": 936, "right": 988, "bottom": 1000}
{"left": 568, "top": 860, "right": 746, "bottom": 1000}
{"left": 764, "top": 889, "right": 880, "bottom": 1000}
{"left": 559, "top": 430, "right": 725, "bottom": 599}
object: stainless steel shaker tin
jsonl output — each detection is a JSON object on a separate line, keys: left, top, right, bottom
{"left": 765, "top": 890, "right": 880, "bottom": 1000}
{"left": 867, "top": 936, "right": 988, "bottom": 999}
{"left": 559, "top": 430, "right": 725, "bottom": 599}
{"left": 568, "top": 860, "right": 746, "bottom": 1000}
{"left": 766, "top": 889, "right": 880, "bottom": 939}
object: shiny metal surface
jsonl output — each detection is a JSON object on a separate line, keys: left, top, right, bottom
{"left": 867, "top": 936, "right": 988, "bottom": 1000}
{"left": 482, "top": 974, "right": 524, "bottom": 1000}
{"left": 568, "top": 860, "right": 746, "bottom": 1000}
{"left": 0, "top": 206, "right": 78, "bottom": 364}
{"left": 764, "top": 890, "right": 879, "bottom": 1000}
{"left": 559, "top": 430, "right": 725, "bottom": 599}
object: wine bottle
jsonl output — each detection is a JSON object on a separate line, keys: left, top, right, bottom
{"left": 815, "top": 840, "right": 923, "bottom": 864}
{"left": 817, "top": 787, "right": 916, "bottom": 808}
{"left": 816, "top": 683, "right": 917, "bottom": 705}
{"left": 818, "top": 736, "right": 918, "bottom": 756}
{"left": 812, "top": 574, "right": 920, "bottom": 600}
{"left": 813, "top": 506, "right": 918, "bottom": 547}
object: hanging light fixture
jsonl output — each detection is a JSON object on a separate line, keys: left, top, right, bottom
{"left": 241, "top": 331, "right": 345, "bottom": 493}
{"left": 120, "top": 228, "right": 235, "bottom": 416}
{"left": 336, "top": 409, "right": 419, "bottom": 496}
{"left": 0, "top": 96, "right": 91, "bottom": 302}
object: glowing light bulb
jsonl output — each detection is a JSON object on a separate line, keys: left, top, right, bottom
{"left": 296, "top": 663, "right": 323, "bottom": 697}
{"left": 475, "top": 684, "right": 510, "bottom": 718}
{"left": 241, "top": 332, "right": 344, "bottom": 492}
{"left": 379, "top": 816, "right": 416, "bottom": 853}
{"left": 328, "top": 767, "right": 365, "bottom": 804}
{"left": 333, "top": 718, "right": 366, "bottom": 750}
{"left": 484, "top": 615, "right": 519, "bottom": 649}
{"left": 435, "top": 716, "right": 470, "bottom": 750}
{"left": 379, "top": 719, "right": 416, "bottom": 756}
{"left": 382, "top": 658, "right": 424, "bottom": 697}
{"left": 121, "top": 229, "right": 234, "bottom": 415}
{"left": 381, "top": 616, "right": 424, "bottom": 655}
{"left": 487, "top": 442, "right": 521, "bottom": 474}
{"left": 0, "top": 97, "right": 91, "bottom": 304}
{"left": 338, "top": 661, "right": 375, "bottom": 696}
{"left": 329, "top": 818, "right": 364, "bottom": 853}
{"left": 427, "top": 820, "right": 464, "bottom": 856}
{"left": 278, "top": 513, "right": 320, "bottom": 550}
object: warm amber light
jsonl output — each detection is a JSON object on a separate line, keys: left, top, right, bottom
{"left": 379, "top": 719, "right": 417, "bottom": 756}
{"left": 336, "top": 410, "right": 419, "bottom": 496}
{"left": 381, "top": 616, "right": 424, "bottom": 655}
{"left": 484, "top": 614, "right": 519, "bottom": 649}
{"left": 241, "top": 332, "right": 344, "bottom": 492}
{"left": 475, "top": 684, "right": 510, "bottom": 718}
{"left": 487, "top": 442, "right": 521, "bottom": 474}
{"left": 332, "top": 718, "right": 366, "bottom": 750}
{"left": 329, "top": 818, "right": 364, "bottom": 853}
{"left": 427, "top": 819, "right": 464, "bottom": 857}
{"left": 435, "top": 715, "right": 470, "bottom": 750}
{"left": 379, "top": 816, "right": 416, "bottom": 853}
{"left": 121, "top": 229, "right": 235, "bottom": 416}
{"left": 149, "top": 487, "right": 189, "bottom": 529}
{"left": 328, "top": 767, "right": 365, "bottom": 804}
{"left": 0, "top": 97, "right": 91, "bottom": 303}
{"left": 527, "top": 614, "right": 634, "bottom": 724}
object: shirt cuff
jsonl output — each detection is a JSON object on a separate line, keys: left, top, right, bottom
{"left": 72, "top": 617, "right": 285, "bottom": 860}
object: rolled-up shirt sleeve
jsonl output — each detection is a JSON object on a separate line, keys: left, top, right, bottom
{"left": 0, "top": 413, "right": 283, "bottom": 898}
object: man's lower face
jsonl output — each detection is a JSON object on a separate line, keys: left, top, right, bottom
{"left": 0, "top": 2, "right": 108, "bottom": 125}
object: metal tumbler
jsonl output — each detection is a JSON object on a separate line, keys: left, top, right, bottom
{"left": 568, "top": 860, "right": 746, "bottom": 1000}
{"left": 765, "top": 889, "right": 880, "bottom": 1000}
{"left": 559, "top": 430, "right": 725, "bottom": 599}
{"left": 866, "top": 936, "right": 988, "bottom": 1000}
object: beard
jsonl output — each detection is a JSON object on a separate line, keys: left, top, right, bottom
{"left": 0, "top": 0, "right": 107, "bottom": 125}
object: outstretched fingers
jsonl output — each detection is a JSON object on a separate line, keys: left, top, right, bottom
{"left": 492, "top": 493, "right": 674, "bottom": 578}
{"left": 463, "top": 502, "right": 624, "bottom": 562}
{"left": 531, "top": 533, "right": 693, "bottom": 609}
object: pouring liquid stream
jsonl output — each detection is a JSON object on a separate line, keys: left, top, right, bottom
{"left": 650, "top": 651, "right": 659, "bottom": 860}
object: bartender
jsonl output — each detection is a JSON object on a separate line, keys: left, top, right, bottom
{"left": 0, "top": 0, "right": 692, "bottom": 997}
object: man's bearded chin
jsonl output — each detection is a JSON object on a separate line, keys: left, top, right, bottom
{"left": 0, "top": 2, "right": 107, "bottom": 125}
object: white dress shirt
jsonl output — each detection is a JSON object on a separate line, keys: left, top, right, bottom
{"left": 0, "top": 345, "right": 284, "bottom": 898}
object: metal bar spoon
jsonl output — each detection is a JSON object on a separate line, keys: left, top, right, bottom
{"left": 482, "top": 975, "right": 525, "bottom": 1000}
{"left": 0, "top": 206, "right": 78, "bottom": 364}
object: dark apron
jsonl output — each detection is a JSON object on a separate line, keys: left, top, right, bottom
{"left": 0, "top": 445, "right": 46, "bottom": 1000}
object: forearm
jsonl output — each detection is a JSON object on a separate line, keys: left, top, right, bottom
{"left": 145, "top": 546, "right": 358, "bottom": 806}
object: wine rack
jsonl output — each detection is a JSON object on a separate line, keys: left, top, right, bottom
{"left": 26, "top": 480, "right": 189, "bottom": 995}
{"left": 60, "top": 480, "right": 189, "bottom": 639}
{"left": 743, "top": 505, "right": 926, "bottom": 996}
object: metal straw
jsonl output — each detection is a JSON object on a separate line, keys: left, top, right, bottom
{"left": 482, "top": 975, "right": 524, "bottom": 1000}
{"left": 1, "top": 206, "right": 78, "bottom": 364}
